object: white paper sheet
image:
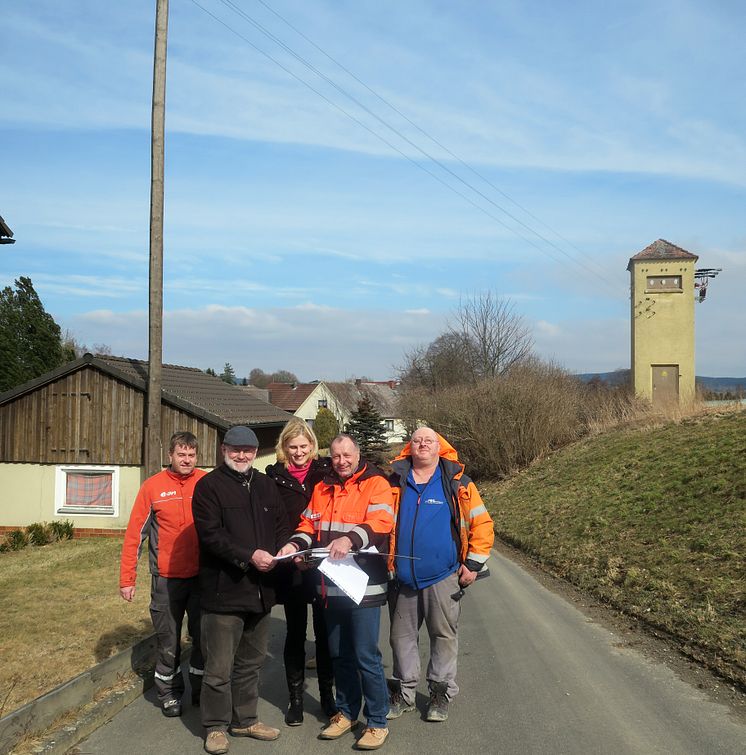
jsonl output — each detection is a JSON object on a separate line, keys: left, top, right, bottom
{"left": 317, "top": 552, "right": 370, "bottom": 604}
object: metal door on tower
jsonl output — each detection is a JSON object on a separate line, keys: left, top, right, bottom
{"left": 651, "top": 365, "right": 679, "bottom": 405}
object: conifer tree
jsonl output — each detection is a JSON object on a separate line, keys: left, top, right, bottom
{"left": 220, "top": 363, "right": 237, "bottom": 384}
{"left": 0, "top": 276, "right": 67, "bottom": 392}
{"left": 347, "top": 394, "right": 388, "bottom": 464}
{"left": 314, "top": 406, "right": 339, "bottom": 449}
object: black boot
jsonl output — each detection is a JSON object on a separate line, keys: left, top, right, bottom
{"left": 318, "top": 676, "right": 337, "bottom": 719}
{"left": 285, "top": 674, "right": 304, "bottom": 726}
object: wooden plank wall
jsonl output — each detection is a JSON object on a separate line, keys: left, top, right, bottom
{"left": 0, "top": 367, "right": 224, "bottom": 466}
{"left": 160, "top": 406, "right": 219, "bottom": 466}
{"left": 0, "top": 367, "right": 144, "bottom": 464}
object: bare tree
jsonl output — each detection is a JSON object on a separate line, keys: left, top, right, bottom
{"left": 399, "top": 333, "right": 473, "bottom": 391}
{"left": 249, "top": 368, "right": 270, "bottom": 388}
{"left": 450, "top": 292, "right": 533, "bottom": 380}
{"left": 398, "top": 292, "right": 533, "bottom": 390}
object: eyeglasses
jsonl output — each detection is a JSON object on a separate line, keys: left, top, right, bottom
{"left": 225, "top": 446, "right": 257, "bottom": 456}
{"left": 411, "top": 438, "right": 436, "bottom": 446}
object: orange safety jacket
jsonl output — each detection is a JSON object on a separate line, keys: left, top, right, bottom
{"left": 388, "top": 434, "right": 494, "bottom": 575}
{"left": 120, "top": 467, "right": 207, "bottom": 587}
{"left": 290, "top": 461, "right": 395, "bottom": 607}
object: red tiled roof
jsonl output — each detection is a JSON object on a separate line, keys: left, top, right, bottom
{"left": 267, "top": 382, "right": 319, "bottom": 412}
{"left": 627, "top": 239, "right": 699, "bottom": 268}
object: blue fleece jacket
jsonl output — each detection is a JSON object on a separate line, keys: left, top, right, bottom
{"left": 395, "top": 465, "right": 458, "bottom": 589}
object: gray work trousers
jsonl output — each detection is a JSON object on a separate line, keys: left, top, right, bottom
{"left": 388, "top": 571, "right": 461, "bottom": 704}
{"left": 200, "top": 611, "right": 269, "bottom": 732}
{"left": 149, "top": 575, "right": 203, "bottom": 704}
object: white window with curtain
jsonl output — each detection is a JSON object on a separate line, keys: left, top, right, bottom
{"left": 55, "top": 465, "right": 119, "bottom": 516}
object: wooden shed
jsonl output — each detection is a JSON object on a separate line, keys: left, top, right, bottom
{"left": 0, "top": 354, "right": 292, "bottom": 534}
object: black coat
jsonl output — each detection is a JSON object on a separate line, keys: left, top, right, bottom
{"left": 265, "top": 457, "right": 331, "bottom": 530}
{"left": 192, "top": 463, "right": 290, "bottom": 614}
{"left": 265, "top": 456, "right": 330, "bottom": 603}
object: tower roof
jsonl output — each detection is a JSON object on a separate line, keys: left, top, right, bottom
{"left": 627, "top": 239, "right": 698, "bottom": 270}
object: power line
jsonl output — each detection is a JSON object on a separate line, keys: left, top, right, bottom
{"left": 188, "top": 0, "right": 571, "bottom": 269}
{"left": 253, "top": 0, "right": 613, "bottom": 282}
{"left": 217, "top": 0, "right": 619, "bottom": 292}
{"left": 189, "top": 0, "right": 621, "bottom": 293}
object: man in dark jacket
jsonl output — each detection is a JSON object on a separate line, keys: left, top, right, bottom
{"left": 192, "top": 425, "right": 290, "bottom": 755}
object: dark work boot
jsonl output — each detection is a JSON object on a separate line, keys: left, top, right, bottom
{"left": 285, "top": 674, "right": 304, "bottom": 726}
{"left": 426, "top": 681, "right": 449, "bottom": 722}
{"left": 386, "top": 678, "right": 414, "bottom": 720}
{"left": 318, "top": 676, "right": 337, "bottom": 719}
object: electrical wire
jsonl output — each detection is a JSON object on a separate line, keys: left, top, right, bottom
{"left": 253, "top": 0, "right": 613, "bottom": 282}
{"left": 188, "top": 0, "right": 622, "bottom": 293}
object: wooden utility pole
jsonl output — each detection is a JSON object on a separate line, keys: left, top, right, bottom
{"left": 146, "top": 0, "right": 169, "bottom": 476}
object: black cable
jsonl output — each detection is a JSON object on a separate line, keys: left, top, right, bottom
{"left": 188, "top": 0, "right": 622, "bottom": 293}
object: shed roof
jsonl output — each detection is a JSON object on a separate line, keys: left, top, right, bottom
{"left": 627, "top": 239, "right": 698, "bottom": 270}
{"left": 0, "top": 354, "right": 292, "bottom": 428}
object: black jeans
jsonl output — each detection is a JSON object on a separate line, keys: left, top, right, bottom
{"left": 149, "top": 575, "right": 203, "bottom": 704}
{"left": 200, "top": 611, "right": 269, "bottom": 731}
{"left": 283, "top": 593, "right": 333, "bottom": 687}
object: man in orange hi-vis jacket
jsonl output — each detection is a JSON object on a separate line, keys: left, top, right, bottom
{"left": 277, "top": 434, "right": 395, "bottom": 751}
{"left": 386, "top": 427, "right": 494, "bottom": 724}
{"left": 119, "top": 431, "right": 206, "bottom": 719}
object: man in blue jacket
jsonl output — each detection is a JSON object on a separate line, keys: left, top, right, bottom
{"left": 387, "top": 427, "right": 493, "bottom": 724}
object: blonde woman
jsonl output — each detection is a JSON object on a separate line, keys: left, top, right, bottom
{"left": 266, "top": 418, "right": 335, "bottom": 725}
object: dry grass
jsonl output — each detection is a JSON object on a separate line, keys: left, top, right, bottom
{"left": 0, "top": 538, "right": 151, "bottom": 716}
{"left": 482, "top": 407, "right": 746, "bottom": 687}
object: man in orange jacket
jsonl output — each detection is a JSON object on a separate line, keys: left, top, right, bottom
{"left": 278, "top": 434, "right": 395, "bottom": 750}
{"left": 119, "top": 431, "right": 206, "bottom": 718}
{"left": 387, "top": 427, "right": 494, "bottom": 723}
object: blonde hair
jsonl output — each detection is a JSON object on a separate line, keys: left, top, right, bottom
{"left": 275, "top": 418, "right": 319, "bottom": 465}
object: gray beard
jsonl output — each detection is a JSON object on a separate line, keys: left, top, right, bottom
{"left": 224, "top": 455, "right": 254, "bottom": 474}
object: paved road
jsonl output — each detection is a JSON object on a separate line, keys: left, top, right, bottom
{"left": 77, "top": 551, "right": 745, "bottom": 754}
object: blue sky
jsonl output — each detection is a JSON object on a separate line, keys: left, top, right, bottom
{"left": 2, "top": 0, "right": 744, "bottom": 379}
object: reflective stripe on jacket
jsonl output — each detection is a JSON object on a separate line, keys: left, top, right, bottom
{"left": 290, "top": 460, "right": 395, "bottom": 607}
{"left": 388, "top": 434, "right": 494, "bottom": 575}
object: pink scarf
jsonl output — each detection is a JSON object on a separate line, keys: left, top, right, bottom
{"left": 288, "top": 461, "right": 311, "bottom": 484}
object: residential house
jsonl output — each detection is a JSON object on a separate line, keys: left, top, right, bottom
{"left": 325, "top": 380, "right": 407, "bottom": 444}
{"left": 0, "top": 354, "right": 292, "bottom": 534}
{"left": 262, "top": 381, "right": 345, "bottom": 427}
{"left": 255, "top": 379, "right": 406, "bottom": 444}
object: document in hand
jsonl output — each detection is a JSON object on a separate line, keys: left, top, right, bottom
{"left": 317, "top": 546, "right": 380, "bottom": 604}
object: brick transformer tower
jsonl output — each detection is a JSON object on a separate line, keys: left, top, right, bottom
{"left": 627, "top": 239, "right": 699, "bottom": 406}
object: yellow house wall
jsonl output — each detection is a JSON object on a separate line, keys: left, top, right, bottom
{"left": 0, "top": 464, "right": 143, "bottom": 528}
{"left": 630, "top": 261, "right": 696, "bottom": 404}
{"left": 0, "top": 456, "right": 277, "bottom": 530}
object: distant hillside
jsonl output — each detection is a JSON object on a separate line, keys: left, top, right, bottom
{"left": 482, "top": 408, "right": 746, "bottom": 687}
{"left": 696, "top": 376, "right": 746, "bottom": 393}
{"left": 576, "top": 370, "right": 630, "bottom": 386}
{"left": 577, "top": 371, "right": 746, "bottom": 393}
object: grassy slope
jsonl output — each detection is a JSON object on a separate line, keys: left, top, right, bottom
{"left": 1, "top": 412, "right": 743, "bottom": 712}
{"left": 0, "top": 538, "right": 151, "bottom": 715}
{"left": 481, "top": 409, "right": 746, "bottom": 684}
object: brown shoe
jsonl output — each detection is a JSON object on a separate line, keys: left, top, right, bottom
{"left": 356, "top": 727, "right": 389, "bottom": 750}
{"left": 204, "top": 730, "right": 230, "bottom": 755}
{"left": 229, "top": 721, "right": 280, "bottom": 741}
{"left": 320, "top": 711, "right": 358, "bottom": 739}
